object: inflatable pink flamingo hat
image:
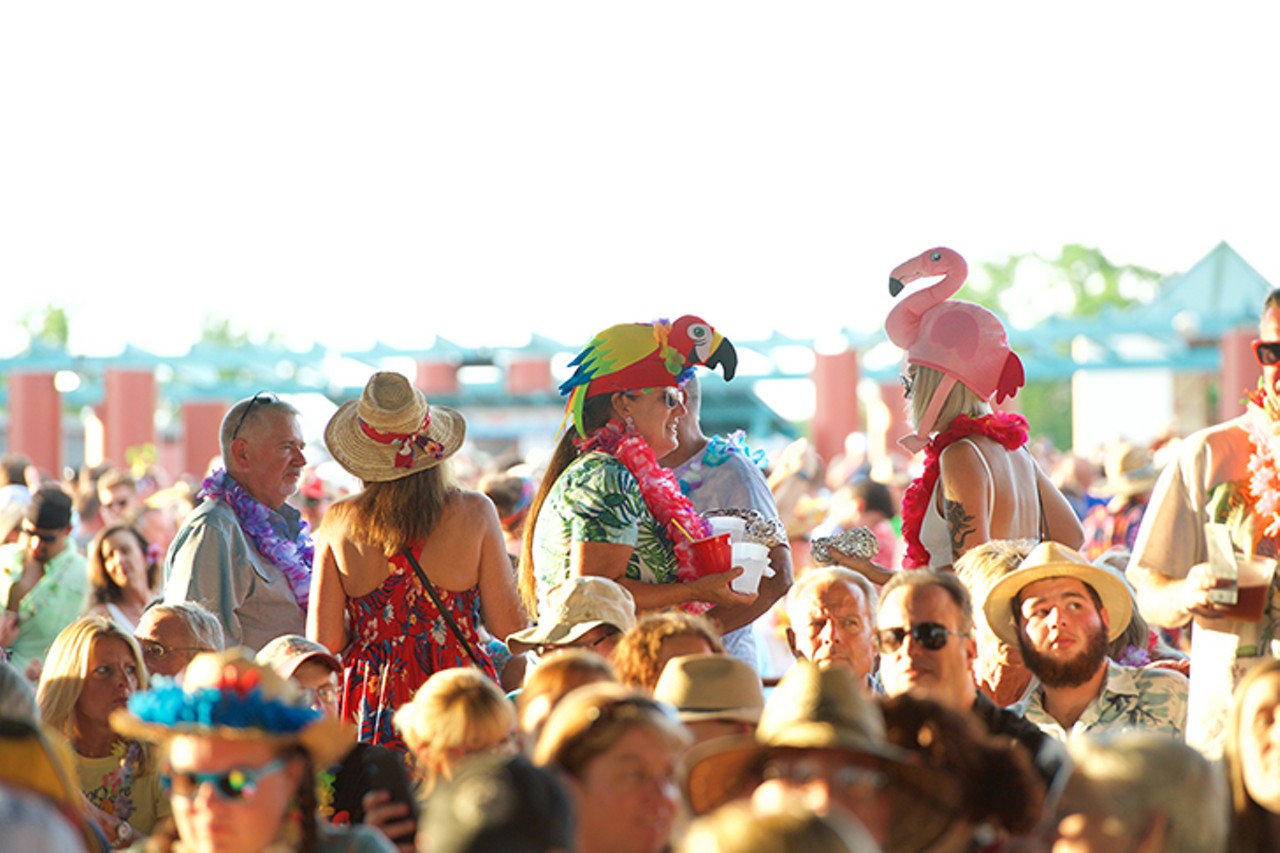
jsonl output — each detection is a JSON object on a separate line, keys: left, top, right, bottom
{"left": 885, "top": 247, "right": 1025, "bottom": 454}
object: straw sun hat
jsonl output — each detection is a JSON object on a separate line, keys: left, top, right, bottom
{"left": 325, "top": 372, "right": 466, "bottom": 483}
{"left": 982, "top": 540, "right": 1134, "bottom": 648}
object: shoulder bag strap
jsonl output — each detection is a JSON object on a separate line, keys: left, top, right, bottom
{"left": 400, "top": 548, "right": 486, "bottom": 669}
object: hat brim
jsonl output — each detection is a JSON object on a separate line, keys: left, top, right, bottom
{"left": 506, "top": 618, "right": 614, "bottom": 655}
{"left": 1092, "top": 470, "right": 1161, "bottom": 499}
{"left": 325, "top": 399, "right": 465, "bottom": 483}
{"left": 675, "top": 706, "right": 762, "bottom": 726}
{"left": 983, "top": 561, "right": 1133, "bottom": 648}
{"left": 110, "top": 708, "right": 354, "bottom": 768}
{"left": 684, "top": 738, "right": 962, "bottom": 853}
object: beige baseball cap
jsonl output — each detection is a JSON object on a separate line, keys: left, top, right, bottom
{"left": 506, "top": 577, "right": 636, "bottom": 654}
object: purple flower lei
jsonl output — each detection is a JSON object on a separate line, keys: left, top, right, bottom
{"left": 200, "top": 469, "right": 314, "bottom": 612}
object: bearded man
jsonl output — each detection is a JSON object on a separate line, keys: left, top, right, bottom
{"left": 984, "top": 542, "right": 1187, "bottom": 741}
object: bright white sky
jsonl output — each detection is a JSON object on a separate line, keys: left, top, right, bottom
{"left": 2, "top": 3, "right": 1277, "bottom": 361}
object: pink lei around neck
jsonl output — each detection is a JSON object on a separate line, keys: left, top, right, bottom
{"left": 200, "top": 468, "right": 314, "bottom": 611}
{"left": 575, "top": 421, "right": 715, "bottom": 610}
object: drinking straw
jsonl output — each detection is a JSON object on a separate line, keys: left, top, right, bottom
{"left": 671, "top": 518, "right": 695, "bottom": 541}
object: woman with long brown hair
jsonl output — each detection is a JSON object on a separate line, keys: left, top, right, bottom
{"left": 308, "top": 372, "right": 525, "bottom": 755}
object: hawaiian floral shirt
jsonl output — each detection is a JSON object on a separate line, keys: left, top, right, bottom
{"left": 1015, "top": 658, "right": 1189, "bottom": 742}
{"left": 532, "top": 451, "right": 678, "bottom": 605}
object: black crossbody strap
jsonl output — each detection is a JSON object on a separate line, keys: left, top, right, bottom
{"left": 400, "top": 548, "right": 486, "bottom": 669}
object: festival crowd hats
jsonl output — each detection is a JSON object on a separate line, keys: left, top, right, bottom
{"left": 505, "top": 576, "right": 637, "bottom": 655}
{"left": 886, "top": 247, "right": 1025, "bottom": 452}
{"left": 682, "top": 661, "right": 963, "bottom": 853}
{"left": 558, "top": 315, "right": 738, "bottom": 437}
{"left": 111, "top": 648, "right": 352, "bottom": 767}
{"left": 255, "top": 634, "right": 342, "bottom": 681}
{"left": 325, "top": 372, "right": 465, "bottom": 483}
{"left": 652, "top": 653, "right": 764, "bottom": 725}
{"left": 983, "top": 540, "right": 1134, "bottom": 648}
{"left": 1093, "top": 441, "right": 1162, "bottom": 499}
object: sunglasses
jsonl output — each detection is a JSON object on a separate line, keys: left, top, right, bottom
{"left": 1253, "top": 340, "right": 1280, "bottom": 367}
{"left": 229, "top": 391, "right": 280, "bottom": 441}
{"left": 162, "top": 758, "right": 286, "bottom": 801}
{"left": 20, "top": 525, "right": 60, "bottom": 544}
{"left": 625, "top": 387, "right": 684, "bottom": 410}
{"left": 899, "top": 372, "right": 914, "bottom": 398}
{"left": 874, "top": 622, "right": 966, "bottom": 653}
{"left": 536, "top": 626, "right": 620, "bottom": 657}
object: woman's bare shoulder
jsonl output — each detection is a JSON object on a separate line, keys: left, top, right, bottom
{"left": 447, "top": 488, "right": 501, "bottom": 519}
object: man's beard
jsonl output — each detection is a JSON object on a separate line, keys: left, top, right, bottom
{"left": 1018, "top": 625, "right": 1108, "bottom": 688}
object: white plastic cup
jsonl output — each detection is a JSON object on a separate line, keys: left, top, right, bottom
{"left": 732, "top": 541, "right": 769, "bottom": 565}
{"left": 730, "top": 542, "right": 771, "bottom": 594}
{"left": 708, "top": 516, "right": 747, "bottom": 542}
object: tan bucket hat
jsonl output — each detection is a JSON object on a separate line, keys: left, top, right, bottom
{"left": 683, "top": 662, "right": 962, "bottom": 853}
{"left": 506, "top": 577, "right": 637, "bottom": 654}
{"left": 1093, "top": 442, "right": 1161, "bottom": 499}
{"left": 111, "top": 649, "right": 353, "bottom": 766}
{"left": 324, "top": 372, "right": 466, "bottom": 483}
{"left": 652, "top": 653, "right": 763, "bottom": 725}
{"left": 255, "top": 634, "right": 342, "bottom": 681}
{"left": 982, "top": 540, "right": 1134, "bottom": 647}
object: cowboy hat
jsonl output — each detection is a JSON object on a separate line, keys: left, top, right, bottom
{"left": 982, "top": 540, "right": 1134, "bottom": 648}
{"left": 325, "top": 372, "right": 465, "bottom": 483}
{"left": 682, "top": 661, "right": 962, "bottom": 853}
{"left": 111, "top": 649, "right": 352, "bottom": 767}
{"left": 1092, "top": 442, "right": 1161, "bottom": 499}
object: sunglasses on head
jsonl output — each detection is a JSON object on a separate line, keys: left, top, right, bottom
{"left": 874, "top": 622, "right": 965, "bottom": 653}
{"left": 229, "top": 391, "right": 280, "bottom": 441}
{"left": 625, "top": 387, "right": 684, "bottom": 410}
{"left": 162, "top": 757, "right": 286, "bottom": 801}
{"left": 1253, "top": 340, "right": 1280, "bottom": 367}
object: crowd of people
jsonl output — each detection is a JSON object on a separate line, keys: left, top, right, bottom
{"left": 3, "top": 257, "right": 1280, "bottom": 851}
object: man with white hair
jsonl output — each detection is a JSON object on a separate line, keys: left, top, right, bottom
{"left": 784, "top": 566, "right": 878, "bottom": 689}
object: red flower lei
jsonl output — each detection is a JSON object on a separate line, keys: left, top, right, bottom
{"left": 575, "top": 420, "right": 714, "bottom": 598}
{"left": 900, "top": 412, "right": 1030, "bottom": 569}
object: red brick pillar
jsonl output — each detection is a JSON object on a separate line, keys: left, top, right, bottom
{"left": 415, "top": 362, "right": 459, "bottom": 395}
{"left": 1220, "top": 326, "right": 1261, "bottom": 421}
{"left": 812, "top": 348, "right": 861, "bottom": 467}
{"left": 182, "top": 401, "right": 228, "bottom": 478}
{"left": 103, "top": 369, "right": 156, "bottom": 468}
{"left": 876, "top": 380, "right": 915, "bottom": 460}
{"left": 8, "top": 372, "right": 61, "bottom": 475}
{"left": 506, "top": 357, "right": 553, "bottom": 395}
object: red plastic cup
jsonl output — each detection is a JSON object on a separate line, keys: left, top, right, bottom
{"left": 691, "top": 533, "right": 733, "bottom": 574}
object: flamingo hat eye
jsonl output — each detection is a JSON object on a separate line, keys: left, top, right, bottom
{"left": 930, "top": 251, "right": 943, "bottom": 262}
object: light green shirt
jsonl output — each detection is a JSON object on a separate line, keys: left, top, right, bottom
{"left": 0, "top": 542, "right": 88, "bottom": 671}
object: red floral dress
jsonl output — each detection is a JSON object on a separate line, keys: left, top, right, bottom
{"left": 340, "top": 546, "right": 497, "bottom": 755}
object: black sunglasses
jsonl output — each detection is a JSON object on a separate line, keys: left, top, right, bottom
{"left": 1253, "top": 340, "right": 1280, "bottom": 367}
{"left": 230, "top": 391, "right": 279, "bottom": 441}
{"left": 899, "top": 371, "right": 915, "bottom": 398}
{"left": 874, "top": 622, "right": 966, "bottom": 653}
{"left": 20, "top": 525, "right": 60, "bottom": 544}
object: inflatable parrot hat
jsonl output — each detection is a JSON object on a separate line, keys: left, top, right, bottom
{"left": 885, "top": 247, "right": 1025, "bottom": 454}
{"left": 559, "top": 315, "right": 738, "bottom": 438}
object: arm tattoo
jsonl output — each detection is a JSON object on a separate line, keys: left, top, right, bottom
{"left": 944, "top": 498, "right": 976, "bottom": 557}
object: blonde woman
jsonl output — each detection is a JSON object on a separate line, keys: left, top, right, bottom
{"left": 610, "top": 610, "right": 725, "bottom": 693}
{"left": 393, "top": 667, "right": 518, "bottom": 796}
{"left": 534, "top": 681, "right": 690, "bottom": 853}
{"left": 37, "top": 615, "right": 168, "bottom": 847}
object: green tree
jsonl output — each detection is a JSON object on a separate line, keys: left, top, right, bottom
{"left": 21, "top": 304, "right": 70, "bottom": 348}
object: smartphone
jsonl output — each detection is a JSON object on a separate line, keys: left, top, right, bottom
{"left": 1205, "top": 522, "right": 1239, "bottom": 606}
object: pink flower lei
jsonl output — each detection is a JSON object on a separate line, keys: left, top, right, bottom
{"left": 575, "top": 420, "right": 714, "bottom": 597}
{"left": 1244, "top": 386, "right": 1280, "bottom": 540}
{"left": 200, "top": 468, "right": 314, "bottom": 612}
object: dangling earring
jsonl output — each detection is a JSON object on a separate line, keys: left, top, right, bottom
{"left": 624, "top": 415, "right": 636, "bottom": 432}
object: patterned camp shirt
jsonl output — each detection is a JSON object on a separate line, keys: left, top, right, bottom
{"left": 1014, "top": 658, "right": 1189, "bottom": 742}
{"left": 531, "top": 451, "right": 679, "bottom": 608}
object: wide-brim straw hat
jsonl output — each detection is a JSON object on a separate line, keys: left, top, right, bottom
{"left": 111, "top": 649, "right": 352, "bottom": 767}
{"left": 983, "top": 540, "right": 1133, "bottom": 648}
{"left": 653, "top": 653, "right": 764, "bottom": 725}
{"left": 1093, "top": 441, "right": 1162, "bottom": 499}
{"left": 683, "top": 662, "right": 962, "bottom": 853}
{"left": 506, "top": 577, "right": 636, "bottom": 655}
{"left": 325, "top": 371, "right": 466, "bottom": 483}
